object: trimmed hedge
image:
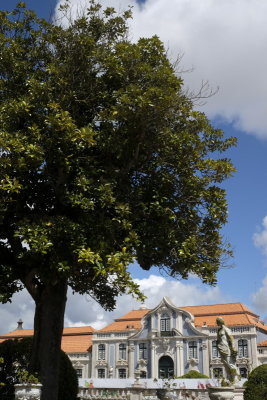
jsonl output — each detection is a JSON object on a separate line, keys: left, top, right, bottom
{"left": 0, "top": 337, "right": 78, "bottom": 400}
{"left": 244, "top": 364, "right": 267, "bottom": 400}
{"left": 177, "top": 370, "right": 209, "bottom": 379}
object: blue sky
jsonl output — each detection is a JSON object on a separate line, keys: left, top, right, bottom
{"left": 1, "top": 0, "right": 267, "bottom": 333}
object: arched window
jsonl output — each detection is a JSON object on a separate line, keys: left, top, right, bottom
{"left": 188, "top": 341, "right": 198, "bottom": 359}
{"left": 212, "top": 340, "right": 219, "bottom": 358}
{"left": 98, "top": 344, "right": 106, "bottom": 360}
{"left": 119, "top": 343, "right": 127, "bottom": 360}
{"left": 160, "top": 313, "right": 170, "bottom": 335}
{"left": 238, "top": 339, "right": 248, "bottom": 357}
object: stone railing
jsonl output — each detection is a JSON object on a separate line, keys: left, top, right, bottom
{"left": 78, "top": 387, "right": 210, "bottom": 400}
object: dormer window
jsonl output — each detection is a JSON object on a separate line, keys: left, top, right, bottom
{"left": 160, "top": 313, "right": 171, "bottom": 336}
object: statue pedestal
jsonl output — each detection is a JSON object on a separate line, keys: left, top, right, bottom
{"left": 208, "top": 386, "right": 235, "bottom": 400}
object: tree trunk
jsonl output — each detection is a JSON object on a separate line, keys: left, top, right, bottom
{"left": 30, "top": 279, "right": 68, "bottom": 400}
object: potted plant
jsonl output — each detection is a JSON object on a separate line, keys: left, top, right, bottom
{"left": 14, "top": 369, "right": 42, "bottom": 400}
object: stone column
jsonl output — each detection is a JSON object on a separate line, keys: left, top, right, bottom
{"left": 175, "top": 342, "right": 182, "bottom": 377}
{"left": 202, "top": 341, "right": 210, "bottom": 376}
{"left": 128, "top": 343, "right": 135, "bottom": 378}
{"left": 151, "top": 342, "right": 156, "bottom": 379}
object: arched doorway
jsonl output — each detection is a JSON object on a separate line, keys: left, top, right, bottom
{"left": 158, "top": 356, "right": 174, "bottom": 379}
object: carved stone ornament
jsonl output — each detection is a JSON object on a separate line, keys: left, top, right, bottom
{"left": 72, "top": 361, "right": 83, "bottom": 368}
{"left": 15, "top": 384, "right": 42, "bottom": 400}
{"left": 158, "top": 306, "right": 167, "bottom": 313}
{"left": 116, "top": 359, "right": 128, "bottom": 366}
{"left": 129, "top": 344, "right": 135, "bottom": 352}
{"left": 95, "top": 360, "right": 107, "bottom": 366}
{"left": 138, "top": 358, "right": 148, "bottom": 368}
{"left": 210, "top": 357, "right": 223, "bottom": 365}
{"left": 158, "top": 338, "right": 170, "bottom": 351}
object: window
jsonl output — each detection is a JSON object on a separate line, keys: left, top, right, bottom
{"left": 98, "top": 344, "right": 106, "bottom": 360}
{"left": 160, "top": 313, "right": 171, "bottom": 335}
{"left": 140, "top": 371, "right": 147, "bottom": 378}
{"left": 139, "top": 343, "right": 148, "bottom": 359}
{"left": 238, "top": 339, "right": 248, "bottom": 358}
{"left": 212, "top": 340, "right": 219, "bottom": 358}
{"left": 188, "top": 341, "right": 198, "bottom": 359}
{"left": 118, "top": 368, "right": 127, "bottom": 379}
{"left": 239, "top": 367, "right": 248, "bottom": 378}
{"left": 119, "top": 343, "right": 127, "bottom": 360}
{"left": 76, "top": 369, "right": 83, "bottom": 378}
{"left": 98, "top": 369, "right": 105, "bottom": 378}
{"left": 213, "top": 368, "right": 223, "bottom": 379}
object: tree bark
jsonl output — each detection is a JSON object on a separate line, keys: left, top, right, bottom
{"left": 30, "top": 279, "right": 68, "bottom": 400}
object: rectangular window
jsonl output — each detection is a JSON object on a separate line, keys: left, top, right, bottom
{"left": 119, "top": 343, "right": 127, "bottom": 360}
{"left": 98, "top": 344, "right": 106, "bottom": 360}
{"left": 76, "top": 369, "right": 83, "bottom": 378}
{"left": 212, "top": 341, "right": 219, "bottom": 358}
{"left": 118, "top": 369, "right": 127, "bottom": 379}
{"left": 98, "top": 369, "right": 105, "bottom": 379}
{"left": 188, "top": 341, "right": 198, "bottom": 359}
{"left": 139, "top": 343, "right": 148, "bottom": 359}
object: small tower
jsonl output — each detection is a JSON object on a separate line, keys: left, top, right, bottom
{"left": 17, "top": 319, "right": 23, "bottom": 330}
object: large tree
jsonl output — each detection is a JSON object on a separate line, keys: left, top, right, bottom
{"left": 0, "top": 1, "right": 236, "bottom": 399}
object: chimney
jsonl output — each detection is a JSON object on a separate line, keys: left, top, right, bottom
{"left": 17, "top": 319, "right": 23, "bottom": 330}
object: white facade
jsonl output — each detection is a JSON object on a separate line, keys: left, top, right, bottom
{"left": 87, "top": 297, "right": 266, "bottom": 381}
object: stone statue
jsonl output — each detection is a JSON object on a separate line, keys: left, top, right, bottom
{"left": 216, "top": 317, "right": 239, "bottom": 384}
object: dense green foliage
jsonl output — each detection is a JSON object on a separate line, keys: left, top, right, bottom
{"left": 244, "top": 364, "right": 267, "bottom": 400}
{"left": 0, "top": 2, "right": 235, "bottom": 399}
{"left": 177, "top": 370, "right": 209, "bottom": 379}
{"left": 0, "top": 338, "right": 78, "bottom": 400}
{"left": 0, "top": 1, "right": 236, "bottom": 309}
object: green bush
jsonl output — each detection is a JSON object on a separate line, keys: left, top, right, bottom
{"left": 244, "top": 364, "right": 267, "bottom": 400}
{"left": 177, "top": 370, "right": 209, "bottom": 379}
{"left": 0, "top": 338, "right": 78, "bottom": 400}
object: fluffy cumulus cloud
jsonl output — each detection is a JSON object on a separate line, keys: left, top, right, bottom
{"left": 54, "top": 0, "right": 267, "bottom": 138}
{"left": 0, "top": 274, "right": 226, "bottom": 334}
{"left": 253, "top": 216, "right": 267, "bottom": 256}
{"left": 252, "top": 275, "right": 267, "bottom": 314}
{"left": 252, "top": 216, "right": 267, "bottom": 315}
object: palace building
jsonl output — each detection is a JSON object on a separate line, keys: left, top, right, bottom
{"left": 1, "top": 297, "right": 267, "bottom": 381}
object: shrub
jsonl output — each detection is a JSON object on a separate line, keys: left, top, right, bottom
{"left": 0, "top": 338, "right": 78, "bottom": 400}
{"left": 244, "top": 364, "right": 267, "bottom": 400}
{"left": 178, "top": 370, "right": 209, "bottom": 379}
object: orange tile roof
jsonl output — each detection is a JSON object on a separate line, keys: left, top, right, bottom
{"left": 99, "top": 309, "right": 149, "bottom": 332}
{"left": 61, "top": 334, "right": 93, "bottom": 353}
{"left": 258, "top": 340, "right": 267, "bottom": 347}
{"left": 181, "top": 303, "right": 258, "bottom": 317}
{"left": 0, "top": 326, "right": 94, "bottom": 353}
{"left": 114, "top": 309, "right": 150, "bottom": 321}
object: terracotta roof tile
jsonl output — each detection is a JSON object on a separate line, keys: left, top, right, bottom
{"left": 61, "top": 335, "right": 92, "bottom": 353}
{"left": 99, "top": 320, "right": 142, "bottom": 332}
{"left": 181, "top": 303, "right": 258, "bottom": 317}
{"left": 114, "top": 309, "right": 150, "bottom": 321}
{"left": 258, "top": 340, "right": 267, "bottom": 346}
{"left": 0, "top": 326, "right": 94, "bottom": 353}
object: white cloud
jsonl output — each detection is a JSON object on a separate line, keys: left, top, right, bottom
{"left": 252, "top": 275, "right": 267, "bottom": 314}
{"left": 0, "top": 275, "right": 226, "bottom": 334}
{"left": 55, "top": 0, "right": 267, "bottom": 138}
{"left": 253, "top": 216, "right": 267, "bottom": 256}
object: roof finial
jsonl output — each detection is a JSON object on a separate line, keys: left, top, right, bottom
{"left": 17, "top": 319, "right": 23, "bottom": 330}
